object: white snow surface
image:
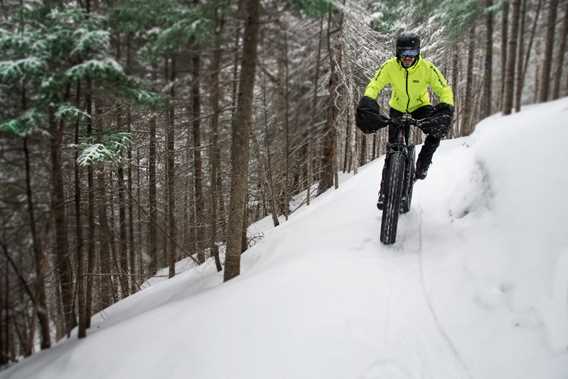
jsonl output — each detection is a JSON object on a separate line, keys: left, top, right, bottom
{"left": 4, "top": 98, "right": 568, "bottom": 379}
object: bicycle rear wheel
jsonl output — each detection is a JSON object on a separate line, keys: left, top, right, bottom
{"left": 400, "top": 145, "right": 415, "bottom": 214}
{"left": 380, "top": 151, "right": 405, "bottom": 244}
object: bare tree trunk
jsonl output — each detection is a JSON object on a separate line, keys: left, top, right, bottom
{"left": 521, "top": 0, "right": 544, "bottom": 100}
{"left": 307, "top": 17, "right": 324, "bottom": 205}
{"left": 500, "top": 0, "right": 509, "bottom": 110}
{"left": 0, "top": 264, "right": 7, "bottom": 365}
{"left": 22, "top": 137, "right": 51, "bottom": 348}
{"left": 125, "top": 33, "right": 137, "bottom": 293}
{"left": 482, "top": 0, "right": 494, "bottom": 118}
{"left": 85, "top": 79, "right": 95, "bottom": 329}
{"left": 148, "top": 65, "right": 158, "bottom": 276}
{"left": 191, "top": 52, "right": 205, "bottom": 264}
{"left": 208, "top": 8, "right": 224, "bottom": 272}
{"left": 463, "top": 26, "right": 476, "bottom": 134}
{"left": 19, "top": 84, "right": 52, "bottom": 348}
{"left": 71, "top": 82, "right": 87, "bottom": 339}
{"left": 117, "top": 115, "right": 129, "bottom": 295}
{"left": 522, "top": 0, "right": 544, "bottom": 83}
{"left": 183, "top": 142, "right": 192, "bottom": 257}
{"left": 359, "top": 133, "right": 367, "bottom": 167}
{"left": 534, "top": 39, "right": 542, "bottom": 102}
{"left": 343, "top": 114, "right": 352, "bottom": 172}
{"left": 167, "top": 57, "right": 177, "bottom": 278}
{"left": 136, "top": 147, "right": 143, "bottom": 281}
{"left": 109, "top": 171, "right": 119, "bottom": 292}
{"left": 280, "top": 23, "right": 291, "bottom": 220}
{"left": 450, "top": 45, "right": 459, "bottom": 137}
{"left": 514, "top": 0, "right": 528, "bottom": 112}
{"left": 224, "top": 0, "right": 261, "bottom": 282}
{"left": 95, "top": 102, "right": 115, "bottom": 309}
{"left": 539, "top": 0, "right": 559, "bottom": 102}
{"left": 552, "top": 0, "right": 568, "bottom": 99}
{"left": 260, "top": 67, "right": 280, "bottom": 227}
{"left": 503, "top": 0, "right": 521, "bottom": 115}
{"left": 49, "top": 105, "right": 76, "bottom": 335}
{"left": 318, "top": 8, "right": 340, "bottom": 195}
{"left": 241, "top": 193, "right": 249, "bottom": 254}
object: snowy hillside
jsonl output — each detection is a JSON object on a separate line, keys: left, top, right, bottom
{"left": 3, "top": 98, "right": 568, "bottom": 379}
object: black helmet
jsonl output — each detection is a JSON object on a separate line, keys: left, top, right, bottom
{"left": 396, "top": 32, "right": 420, "bottom": 58}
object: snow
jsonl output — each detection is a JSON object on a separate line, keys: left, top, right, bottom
{"left": 3, "top": 98, "right": 568, "bottom": 379}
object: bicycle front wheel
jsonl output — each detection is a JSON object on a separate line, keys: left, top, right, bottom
{"left": 380, "top": 151, "right": 405, "bottom": 244}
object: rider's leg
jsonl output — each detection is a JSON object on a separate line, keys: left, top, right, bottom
{"left": 415, "top": 135, "right": 440, "bottom": 179}
{"left": 411, "top": 105, "right": 439, "bottom": 180}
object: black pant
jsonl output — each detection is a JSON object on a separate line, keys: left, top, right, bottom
{"left": 379, "top": 105, "right": 441, "bottom": 197}
{"left": 387, "top": 106, "right": 440, "bottom": 156}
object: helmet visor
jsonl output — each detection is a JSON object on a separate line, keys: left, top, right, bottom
{"left": 399, "top": 49, "right": 419, "bottom": 57}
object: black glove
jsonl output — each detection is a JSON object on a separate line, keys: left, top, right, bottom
{"left": 419, "top": 103, "right": 454, "bottom": 138}
{"left": 356, "top": 96, "right": 390, "bottom": 134}
{"left": 434, "top": 103, "right": 454, "bottom": 117}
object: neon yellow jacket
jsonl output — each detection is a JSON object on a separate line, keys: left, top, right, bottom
{"left": 364, "top": 56, "right": 454, "bottom": 113}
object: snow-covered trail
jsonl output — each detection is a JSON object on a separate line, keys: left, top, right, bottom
{"left": 2, "top": 99, "right": 568, "bottom": 379}
{"left": 240, "top": 157, "right": 473, "bottom": 379}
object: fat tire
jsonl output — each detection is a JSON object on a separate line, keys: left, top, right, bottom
{"left": 401, "top": 145, "right": 415, "bottom": 214}
{"left": 380, "top": 152, "right": 405, "bottom": 244}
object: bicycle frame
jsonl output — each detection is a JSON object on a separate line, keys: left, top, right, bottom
{"left": 380, "top": 113, "right": 417, "bottom": 244}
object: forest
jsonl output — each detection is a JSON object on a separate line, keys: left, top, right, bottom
{"left": 1, "top": 0, "right": 567, "bottom": 364}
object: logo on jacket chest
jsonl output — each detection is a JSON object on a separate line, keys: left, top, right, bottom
{"left": 412, "top": 79, "right": 420, "bottom": 83}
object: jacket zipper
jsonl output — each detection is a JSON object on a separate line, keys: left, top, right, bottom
{"left": 405, "top": 68, "right": 410, "bottom": 113}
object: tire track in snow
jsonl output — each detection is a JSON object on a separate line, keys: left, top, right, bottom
{"left": 416, "top": 207, "right": 474, "bottom": 379}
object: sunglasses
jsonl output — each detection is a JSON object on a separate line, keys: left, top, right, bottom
{"left": 400, "top": 49, "right": 419, "bottom": 57}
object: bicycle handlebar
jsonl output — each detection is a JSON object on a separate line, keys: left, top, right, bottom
{"left": 388, "top": 115, "right": 425, "bottom": 128}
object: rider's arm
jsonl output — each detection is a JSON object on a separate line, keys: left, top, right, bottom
{"left": 427, "top": 62, "right": 454, "bottom": 106}
{"left": 357, "top": 61, "right": 392, "bottom": 133}
{"left": 364, "top": 61, "right": 391, "bottom": 100}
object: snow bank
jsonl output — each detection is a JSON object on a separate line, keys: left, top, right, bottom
{"left": 2, "top": 99, "right": 568, "bottom": 379}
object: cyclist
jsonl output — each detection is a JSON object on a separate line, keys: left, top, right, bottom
{"left": 356, "top": 32, "right": 455, "bottom": 210}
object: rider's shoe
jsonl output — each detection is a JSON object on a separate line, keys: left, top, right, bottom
{"left": 376, "top": 192, "right": 385, "bottom": 210}
{"left": 400, "top": 195, "right": 409, "bottom": 214}
{"left": 414, "top": 160, "right": 430, "bottom": 180}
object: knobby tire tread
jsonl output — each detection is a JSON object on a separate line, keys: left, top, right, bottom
{"left": 401, "top": 146, "right": 415, "bottom": 214}
{"left": 380, "top": 152, "right": 405, "bottom": 244}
